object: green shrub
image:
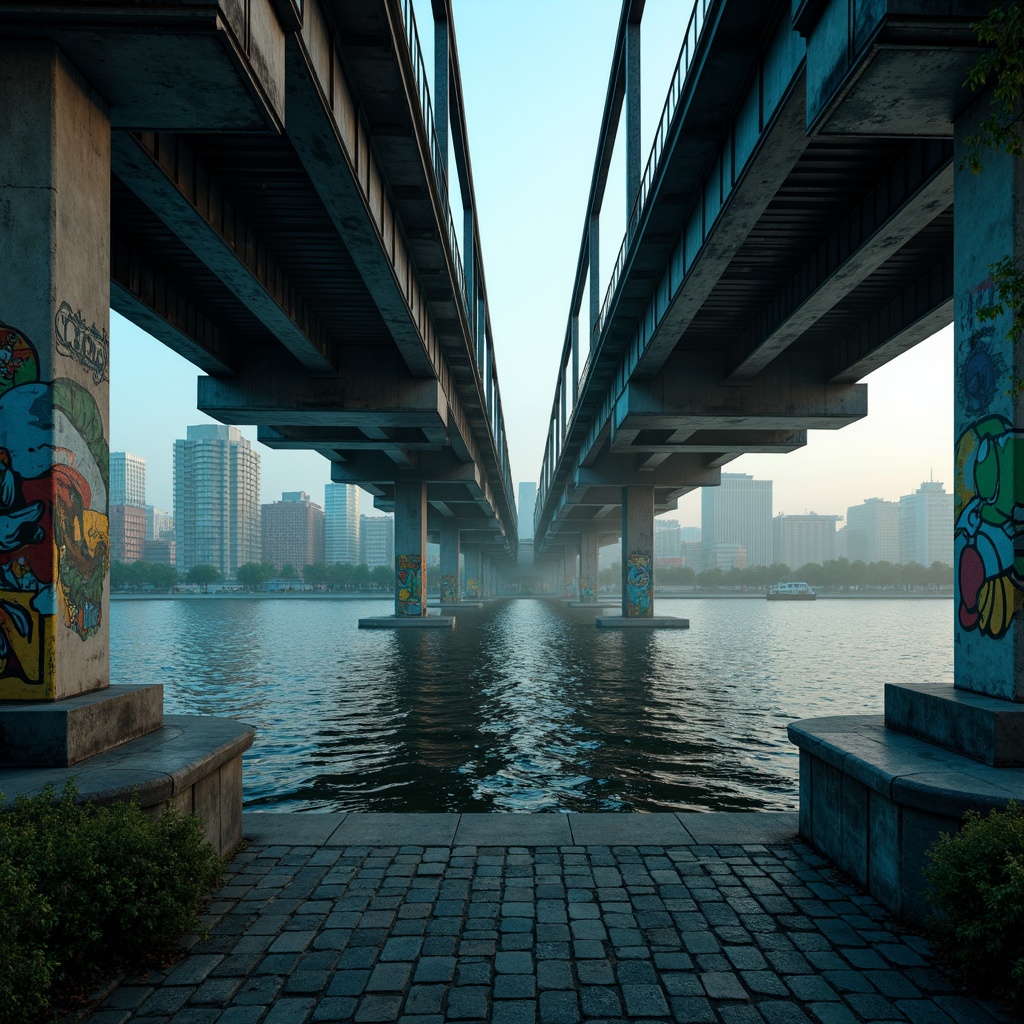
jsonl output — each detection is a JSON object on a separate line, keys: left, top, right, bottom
{"left": 0, "top": 782, "right": 225, "bottom": 1023}
{"left": 924, "top": 800, "right": 1024, "bottom": 1009}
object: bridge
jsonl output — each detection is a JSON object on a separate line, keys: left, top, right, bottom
{"left": 1, "top": 0, "right": 1023, "bottom": 924}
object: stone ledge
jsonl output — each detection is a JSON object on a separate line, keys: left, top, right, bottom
{"left": 788, "top": 714, "right": 1024, "bottom": 819}
{"left": 0, "top": 715, "right": 255, "bottom": 854}
{"left": 885, "top": 682, "right": 1024, "bottom": 766}
{"left": 0, "top": 683, "right": 164, "bottom": 767}
{"left": 595, "top": 616, "right": 690, "bottom": 629}
{"left": 358, "top": 616, "right": 455, "bottom": 629}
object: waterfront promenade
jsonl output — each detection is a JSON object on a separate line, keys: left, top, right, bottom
{"left": 83, "top": 812, "right": 1010, "bottom": 1024}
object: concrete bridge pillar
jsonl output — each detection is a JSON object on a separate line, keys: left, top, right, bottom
{"left": 621, "top": 486, "right": 654, "bottom": 617}
{"left": 579, "top": 530, "right": 600, "bottom": 603}
{"left": 562, "top": 547, "right": 577, "bottom": 600}
{"left": 0, "top": 42, "right": 112, "bottom": 703}
{"left": 393, "top": 480, "right": 428, "bottom": 616}
{"left": 950, "top": 96, "right": 1024, "bottom": 698}
{"left": 0, "top": 42, "right": 252, "bottom": 849}
{"left": 790, "top": 86, "right": 1024, "bottom": 923}
{"left": 463, "top": 546, "right": 481, "bottom": 600}
{"left": 439, "top": 520, "right": 460, "bottom": 605}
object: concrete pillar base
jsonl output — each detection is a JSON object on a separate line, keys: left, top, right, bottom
{"left": 358, "top": 616, "right": 456, "bottom": 629}
{"left": 432, "top": 602, "right": 483, "bottom": 611}
{"left": 595, "top": 616, "right": 689, "bottom": 629}
{"left": 0, "top": 714, "right": 254, "bottom": 856}
{"left": 0, "top": 684, "right": 164, "bottom": 767}
{"left": 788, "top": 713, "right": 1024, "bottom": 924}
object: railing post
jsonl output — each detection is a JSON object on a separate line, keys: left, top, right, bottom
{"left": 589, "top": 213, "right": 600, "bottom": 344}
{"left": 433, "top": 13, "right": 449, "bottom": 178}
{"left": 626, "top": 19, "right": 641, "bottom": 214}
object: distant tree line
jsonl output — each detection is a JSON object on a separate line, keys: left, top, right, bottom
{"left": 109, "top": 560, "right": 396, "bottom": 593}
{"left": 598, "top": 558, "right": 954, "bottom": 592}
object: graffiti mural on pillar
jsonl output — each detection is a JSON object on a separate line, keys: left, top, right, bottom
{"left": 440, "top": 574, "right": 457, "bottom": 603}
{"left": 955, "top": 414, "right": 1024, "bottom": 639}
{"left": 0, "top": 321, "right": 109, "bottom": 697}
{"left": 563, "top": 576, "right": 575, "bottom": 599}
{"left": 466, "top": 577, "right": 480, "bottom": 599}
{"left": 395, "top": 554, "right": 423, "bottom": 615}
{"left": 625, "top": 551, "right": 652, "bottom": 617}
{"left": 579, "top": 576, "right": 596, "bottom": 603}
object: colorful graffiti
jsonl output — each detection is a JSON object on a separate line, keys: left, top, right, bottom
{"left": 625, "top": 551, "right": 652, "bottom": 617}
{"left": 440, "top": 574, "right": 457, "bottom": 603}
{"left": 563, "top": 575, "right": 576, "bottom": 599}
{"left": 395, "top": 554, "right": 423, "bottom": 616}
{"left": 955, "top": 415, "right": 1024, "bottom": 639}
{"left": 579, "top": 576, "right": 596, "bottom": 603}
{"left": 466, "top": 577, "right": 480, "bottom": 599}
{"left": 0, "top": 320, "right": 108, "bottom": 697}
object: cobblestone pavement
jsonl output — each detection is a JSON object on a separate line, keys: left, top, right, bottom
{"left": 84, "top": 813, "right": 1012, "bottom": 1024}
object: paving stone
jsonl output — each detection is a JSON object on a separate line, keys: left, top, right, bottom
{"left": 491, "top": 1000, "right": 538, "bottom": 1024}
{"left": 538, "top": 989, "right": 580, "bottom": 1024}
{"left": 354, "top": 994, "right": 403, "bottom": 1022}
{"left": 445, "top": 985, "right": 490, "bottom": 1020}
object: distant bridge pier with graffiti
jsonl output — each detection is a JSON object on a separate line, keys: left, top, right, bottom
{"left": 0, "top": 40, "right": 251, "bottom": 853}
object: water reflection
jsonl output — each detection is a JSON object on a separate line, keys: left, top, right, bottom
{"left": 110, "top": 596, "right": 953, "bottom": 813}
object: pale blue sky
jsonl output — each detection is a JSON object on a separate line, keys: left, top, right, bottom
{"left": 109, "top": 0, "right": 954, "bottom": 526}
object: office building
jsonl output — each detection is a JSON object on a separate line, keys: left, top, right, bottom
{"left": 143, "top": 538, "right": 176, "bottom": 567}
{"left": 324, "top": 483, "right": 360, "bottom": 564}
{"left": 899, "top": 480, "right": 954, "bottom": 566}
{"left": 655, "top": 519, "right": 681, "bottom": 562}
{"left": 146, "top": 506, "right": 174, "bottom": 541}
{"left": 110, "top": 451, "right": 146, "bottom": 508}
{"left": 262, "top": 492, "right": 325, "bottom": 572}
{"left": 701, "top": 473, "right": 773, "bottom": 567}
{"left": 173, "top": 424, "right": 260, "bottom": 577}
{"left": 360, "top": 515, "right": 394, "bottom": 569}
{"left": 846, "top": 498, "right": 899, "bottom": 564}
{"left": 518, "top": 482, "right": 537, "bottom": 542}
{"left": 109, "top": 504, "right": 147, "bottom": 564}
{"left": 772, "top": 513, "right": 840, "bottom": 570}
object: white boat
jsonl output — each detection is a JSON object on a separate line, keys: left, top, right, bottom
{"left": 767, "top": 581, "right": 816, "bottom": 601}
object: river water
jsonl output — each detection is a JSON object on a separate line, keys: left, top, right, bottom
{"left": 110, "top": 596, "right": 952, "bottom": 814}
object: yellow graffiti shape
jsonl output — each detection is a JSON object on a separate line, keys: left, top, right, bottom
{"left": 977, "top": 574, "right": 1019, "bottom": 639}
{"left": 0, "top": 590, "right": 54, "bottom": 698}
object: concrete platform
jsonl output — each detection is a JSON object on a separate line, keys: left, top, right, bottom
{"left": 595, "top": 615, "right": 690, "bottom": 629}
{"left": 358, "top": 615, "right": 456, "bottom": 629}
{"left": 432, "top": 602, "right": 484, "bottom": 611}
{"left": 789, "top": 713, "right": 1024, "bottom": 923}
{"left": 567, "top": 601, "right": 616, "bottom": 609}
{"left": 83, "top": 808, "right": 1013, "bottom": 1024}
{"left": 0, "top": 714, "right": 254, "bottom": 855}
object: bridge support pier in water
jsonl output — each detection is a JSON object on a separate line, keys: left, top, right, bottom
{"left": 0, "top": 42, "right": 252, "bottom": 851}
{"left": 791, "top": 85, "right": 1024, "bottom": 923}
{"left": 596, "top": 487, "right": 688, "bottom": 629}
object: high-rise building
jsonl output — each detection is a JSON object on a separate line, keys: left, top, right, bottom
{"left": 701, "top": 473, "right": 773, "bottom": 567}
{"left": 324, "top": 484, "right": 360, "bottom": 564}
{"left": 262, "top": 492, "right": 325, "bottom": 573}
{"left": 173, "top": 424, "right": 260, "bottom": 578}
{"left": 143, "top": 538, "right": 176, "bottom": 567}
{"left": 899, "top": 481, "right": 953, "bottom": 566}
{"left": 518, "top": 482, "right": 537, "bottom": 542}
{"left": 846, "top": 498, "right": 899, "bottom": 564}
{"left": 146, "top": 506, "right": 174, "bottom": 541}
{"left": 772, "top": 513, "right": 840, "bottom": 570}
{"left": 360, "top": 515, "right": 394, "bottom": 569}
{"left": 655, "top": 519, "right": 681, "bottom": 562}
{"left": 109, "top": 505, "right": 147, "bottom": 563}
{"left": 110, "top": 452, "right": 146, "bottom": 508}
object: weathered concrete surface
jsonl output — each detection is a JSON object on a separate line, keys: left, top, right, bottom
{"left": 0, "top": 684, "right": 163, "bottom": 767}
{"left": 358, "top": 616, "right": 456, "bottom": 629}
{"left": 596, "top": 616, "right": 690, "bottom": 629}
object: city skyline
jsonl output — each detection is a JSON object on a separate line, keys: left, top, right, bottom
{"left": 108, "top": 0, "right": 954, "bottom": 535}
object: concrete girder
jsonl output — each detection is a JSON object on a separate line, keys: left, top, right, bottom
{"left": 198, "top": 348, "right": 447, "bottom": 427}
{"left": 258, "top": 427, "right": 449, "bottom": 453}
{"left": 827, "top": 254, "right": 953, "bottom": 383}
{"left": 611, "top": 428, "right": 808, "bottom": 456}
{"left": 575, "top": 457, "right": 720, "bottom": 493}
{"left": 614, "top": 352, "right": 867, "bottom": 436}
{"left": 726, "top": 141, "right": 953, "bottom": 381}
{"left": 112, "top": 132, "right": 337, "bottom": 375}
{"left": 330, "top": 450, "right": 480, "bottom": 486}
{"left": 0, "top": 2, "right": 285, "bottom": 130}
{"left": 111, "top": 243, "right": 236, "bottom": 376}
